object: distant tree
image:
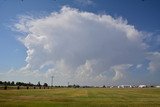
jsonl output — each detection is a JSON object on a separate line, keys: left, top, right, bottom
{"left": 37, "top": 81, "right": 41, "bottom": 87}
{"left": 103, "top": 85, "right": 106, "bottom": 88}
{"left": 16, "top": 82, "right": 21, "bottom": 86}
{"left": 43, "top": 83, "right": 48, "bottom": 87}
{"left": 7, "top": 81, "right": 11, "bottom": 85}
{"left": 28, "top": 82, "right": 34, "bottom": 86}
{"left": 72, "top": 84, "right": 80, "bottom": 88}
{"left": 0, "top": 81, "right": 3, "bottom": 85}
{"left": 68, "top": 85, "right": 72, "bottom": 88}
{"left": 4, "top": 81, "right": 7, "bottom": 85}
{"left": 11, "top": 81, "right": 15, "bottom": 86}
{"left": 16, "top": 82, "right": 23, "bottom": 86}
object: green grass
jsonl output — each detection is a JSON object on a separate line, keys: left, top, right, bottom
{"left": 0, "top": 88, "right": 160, "bottom": 107}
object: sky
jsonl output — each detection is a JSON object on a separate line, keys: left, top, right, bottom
{"left": 0, "top": 0, "right": 160, "bottom": 86}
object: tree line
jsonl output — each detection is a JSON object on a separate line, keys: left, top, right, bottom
{"left": 0, "top": 81, "right": 48, "bottom": 87}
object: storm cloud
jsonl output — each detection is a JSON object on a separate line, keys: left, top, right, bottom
{"left": 13, "top": 6, "right": 159, "bottom": 86}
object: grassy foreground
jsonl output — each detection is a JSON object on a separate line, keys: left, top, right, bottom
{"left": 0, "top": 88, "right": 160, "bottom": 107}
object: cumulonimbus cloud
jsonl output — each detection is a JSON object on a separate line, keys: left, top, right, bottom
{"left": 12, "top": 6, "right": 159, "bottom": 85}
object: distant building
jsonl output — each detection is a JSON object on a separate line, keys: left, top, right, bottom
{"left": 110, "top": 86, "right": 118, "bottom": 88}
{"left": 118, "top": 85, "right": 132, "bottom": 88}
{"left": 156, "top": 86, "right": 160, "bottom": 88}
{"left": 106, "top": 86, "right": 111, "bottom": 88}
{"left": 138, "top": 85, "right": 147, "bottom": 88}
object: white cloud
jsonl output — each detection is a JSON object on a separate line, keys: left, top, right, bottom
{"left": 111, "top": 64, "right": 132, "bottom": 81}
{"left": 136, "top": 64, "right": 142, "bottom": 68}
{"left": 11, "top": 6, "right": 153, "bottom": 85}
{"left": 147, "top": 52, "right": 160, "bottom": 72}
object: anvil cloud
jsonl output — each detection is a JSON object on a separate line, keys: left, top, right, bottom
{"left": 13, "top": 6, "right": 160, "bottom": 86}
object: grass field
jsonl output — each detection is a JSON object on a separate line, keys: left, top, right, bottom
{"left": 0, "top": 88, "right": 160, "bottom": 107}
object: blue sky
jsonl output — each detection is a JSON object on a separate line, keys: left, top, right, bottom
{"left": 0, "top": 0, "right": 160, "bottom": 85}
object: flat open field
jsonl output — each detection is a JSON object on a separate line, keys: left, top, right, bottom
{"left": 0, "top": 88, "right": 160, "bottom": 107}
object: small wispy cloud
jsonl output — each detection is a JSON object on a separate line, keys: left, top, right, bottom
{"left": 74, "top": 0, "right": 94, "bottom": 6}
